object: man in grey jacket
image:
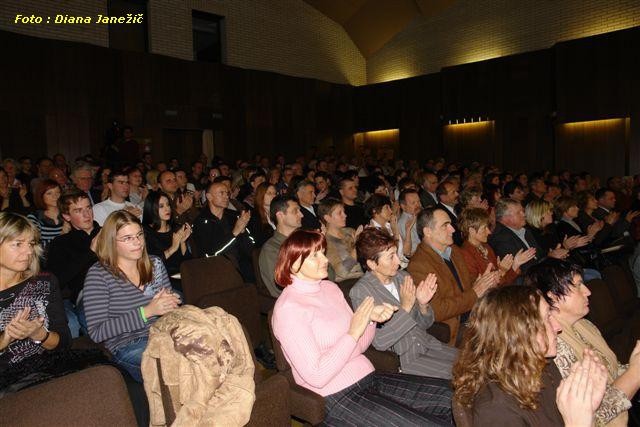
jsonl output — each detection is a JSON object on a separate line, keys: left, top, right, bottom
{"left": 350, "top": 227, "right": 457, "bottom": 379}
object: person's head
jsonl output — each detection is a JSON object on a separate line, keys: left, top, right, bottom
{"left": 525, "top": 199, "right": 554, "bottom": 230}
{"left": 191, "top": 161, "right": 204, "bottom": 177}
{"left": 338, "top": 178, "right": 358, "bottom": 204}
{"left": 142, "top": 191, "right": 173, "bottom": 230}
{"left": 365, "top": 194, "right": 393, "bottom": 223}
{"left": 421, "top": 171, "right": 438, "bottom": 193}
{"left": 205, "top": 181, "right": 230, "bottom": 210}
{"left": 436, "top": 180, "right": 459, "bottom": 206}
{"left": 146, "top": 170, "right": 160, "bottom": 191}
{"left": 545, "top": 183, "right": 561, "bottom": 202}
{"left": 255, "top": 183, "right": 277, "bottom": 225}
{"left": 318, "top": 198, "right": 346, "bottom": 229}
{"left": 2, "top": 159, "right": 17, "bottom": 178}
{"left": 295, "top": 180, "right": 315, "bottom": 207}
{"left": 60, "top": 191, "right": 94, "bottom": 232}
{"left": 207, "top": 167, "right": 221, "bottom": 182}
{"left": 503, "top": 181, "right": 525, "bottom": 202}
{"left": 95, "top": 210, "right": 152, "bottom": 283}
{"left": 248, "top": 171, "right": 266, "bottom": 191}
{"left": 218, "top": 162, "right": 230, "bottom": 177}
{"left": 157, "top": 170, "right": 178, "bottom": 195}
{"left": 0, "top": 212, "right": 42, "bottom": 281}
{"left": 34, "top": 179, "right": 62, "bottom": 210}
{"left": 356, "top": 227, "right": 399, "bottom": 276}
{"left": 530, "top": 176, "right": 547, "bottom": 196}
{"left": 595, "top": 188, "right": 616, "bottom": 210}
{"left": 126, "top": 167, "right": 143, "bottom": 188}
{"left": 174, "top": 169, "right": 188, "bottom": 189}
{"left": 107, "top": 170, "right": 130, "bottom": 202}
{"left": 524, "top": 259, "right": 587, "bottom": 325}
{"left": 270, "top": 196, "right": 303, "bottom": 234}
{"left": 71, "top": 164, "right": 94, "bottom": 192}
{"left": 267, "top": 166, "right": 281, "bottom": 185}
{"left": 122, "top": 126, "right": 134, "bottom": 140}
{"left": 314, "top": 171, "right": 330, "bottom": 193}
{"left": 459, "top": 207, "right": 492, "bottom": 243}
{"left": 459, "top": 189, "right": 483, "bottom": 211}
{"left": 19, "top": 157, "right": 32, "bottom": 174}
{"left": 36, "top": 157, "right": 53, "bottom": 178}
{"left": 417, "top": 207, "right": 454, "bottom": 251}
{"left": 576, "top": 191, "right": 597, "bottom": 212}
{"left": 495, "top": 198, "right": 526, "bottom": 229}
{"left": 282, "top": 166, "right": 294, "bottom": 184}
{"left": 573, "top": 177, "right": 588, "bottom": 193}
{"left": 554, "top": 196, "right": 579, "bottom": 220}
{"left": 399, "top": 189, "right": 421, "bottom": 215}
{"left": 274, "top": 229, "right": 327, "bottom": 286}
{"left": 452, "top": 285, "right": 561, "bottom": 410}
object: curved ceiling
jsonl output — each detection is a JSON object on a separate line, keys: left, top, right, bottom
{"left": 303, "top": 0, "right": 455, "bottom": 58}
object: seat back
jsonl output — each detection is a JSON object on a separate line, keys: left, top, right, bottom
{"left": 0, "top": 365, "right": 137, "bottom": 426}
{"left": 602, "top": 265, "right": 639, "bottom": 315}
{"left": 268, "top": 310, "right": 292, "bottom": 373}
{"left": 180, "top": 256, "right": 245, "bottom": 305}
{"left": 252, "top": 247, "right": 274, "bottom": 297}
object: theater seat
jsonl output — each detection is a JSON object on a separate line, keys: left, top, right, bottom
{"left": 0, "top": 365, "right": 137, "bottom": 427}
{"left": 252, "top": 247, "right": 277, "bottom": 313}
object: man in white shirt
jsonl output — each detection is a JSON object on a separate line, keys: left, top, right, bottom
{"left": 92, "top": 170, "right": 141, "bottom": 226}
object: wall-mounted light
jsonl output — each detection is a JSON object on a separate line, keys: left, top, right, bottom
{"left": 445, "top": 118, "right": 493, "bottom": 128}
{"left": 559, "top": 118, "right": 627, "bottom": 128}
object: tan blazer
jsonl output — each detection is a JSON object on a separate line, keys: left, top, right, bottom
{"left": 407, "top": 242, "right": 477, "bottom": 345}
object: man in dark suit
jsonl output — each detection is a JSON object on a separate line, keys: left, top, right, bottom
{"left": 294, "top": 179, "right": 321, "bottom": 230}
{"left": 70, "top": 164, "right": 102, "bottom": 205}
{"left": 419, "top": 171, "right": 439, "bottom": 208}
{"left": 488, "top": 198, "right": 568, "bottom": 279}
{"left": 592, "top": 188, "right": 639, "bottom": 244}
{"left": 436, "top": 180, "right": 463, "bottom": 246}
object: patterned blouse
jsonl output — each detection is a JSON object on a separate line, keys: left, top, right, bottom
{"left": 554, "top": 322, "right": 631, "bottom": 426}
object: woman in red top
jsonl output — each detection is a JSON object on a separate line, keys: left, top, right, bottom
{"left": 459, "top": 208, "right": 535, "bottom": 286}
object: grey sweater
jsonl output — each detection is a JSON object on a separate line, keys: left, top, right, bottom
{"left": 83, "top": 256, "right": 171, "bottom": 353}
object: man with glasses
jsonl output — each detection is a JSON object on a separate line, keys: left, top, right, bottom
{"left": 192, "top": 181, "right": 255, "bottom": 281}
{"left": 70, "top": 163, "right": 101, "bottom": 205}
{"left": 92, "top": 170, "right": 141, "bottom": 226}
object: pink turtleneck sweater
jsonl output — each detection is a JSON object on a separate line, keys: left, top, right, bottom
{"left": 272, "top": 276, "right": 376, "bottom": 396}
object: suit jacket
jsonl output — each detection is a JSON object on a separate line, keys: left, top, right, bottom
{"left": 576, "top": 211, "right": 613, "bottom": 248}
{"left": 300, "top": 204, "right": 321, "bottom": 230}
{"left": 488, "top": 222, "right": 544, "bottom": 275}
{"left": 592, "top": 207, "right": 630, "bottom": 242}
{"left": 419, "top": 189, "right": 438, "bottom": 209}
{"left": 350, "top": 270, "right": 447, "bottom": 373}
{"left": 437, "top": 203, "right": 463, "bottom": 246}
{"left": 407, "top": 243, "right": 477, "bottom": 345}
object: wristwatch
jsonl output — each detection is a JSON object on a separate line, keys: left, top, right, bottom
{"left": 32, "top": 327, "right": 50, "bottom": 345}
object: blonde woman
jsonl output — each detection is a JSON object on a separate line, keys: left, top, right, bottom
{"left": 83, "top": 210, "right": 180, "bottom": 382}
{"left": 0, "top": 212, "right": 71, "bottom": 392}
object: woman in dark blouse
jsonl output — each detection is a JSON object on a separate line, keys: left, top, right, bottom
{"left": 142, "top": 191, "right": 191, "bottom": 277}
{"left": 0, "top": 212, "right": 72, "bottom": 393}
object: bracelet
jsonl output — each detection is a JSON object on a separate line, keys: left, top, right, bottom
{"left": 139, "top": 306, "right": 148, "bottom": 323}
{"left": 33, "top": 327, "right": 50, "bottom": 345}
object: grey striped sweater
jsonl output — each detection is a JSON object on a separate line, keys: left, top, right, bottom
{"left": 83, "top": 255, "right": 171, "bottom": 353}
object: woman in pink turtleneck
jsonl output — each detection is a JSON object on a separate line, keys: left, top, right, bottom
{"left": 272, "top": 230, "right": 453, "bottom": 426}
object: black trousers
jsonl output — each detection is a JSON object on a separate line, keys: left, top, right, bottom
{"left": 322, "top": 372, "right": 453, "bottom": 426}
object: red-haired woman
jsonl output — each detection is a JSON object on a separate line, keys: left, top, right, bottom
{"left": 271, "top": 229, "right": 454, "bottom": 426}
{"left": 27, "top": 179, "right": 65, "bottom": 251}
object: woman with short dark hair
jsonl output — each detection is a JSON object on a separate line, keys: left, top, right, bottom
{"left": 272, "top": 229, "right": 454, "bottom": 426}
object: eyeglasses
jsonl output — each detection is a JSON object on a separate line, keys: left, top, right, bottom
{"left": 116, "top": 231, "right": 145, "bottom": 244}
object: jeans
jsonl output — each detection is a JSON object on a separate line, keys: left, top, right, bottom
{"left": 63, "top": 299, "right": 87, "bottom": 339}
{"left": 113, "top": 336, "right": 148, "bottom": 383}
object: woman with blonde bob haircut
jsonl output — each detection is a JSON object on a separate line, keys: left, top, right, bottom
{"left": 453, "top": 285, "right": 608, "bottom": 426}
{"left": 83, "top": 210, "right": 180, "bottom": 382}
{"left": 0, "top": 212, "right": 72, "bottom": 393}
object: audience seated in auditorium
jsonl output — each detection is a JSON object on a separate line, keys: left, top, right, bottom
{"left": 191, "top": 181, "right": 255, "bottom": 281}
{"left": 351, "top": 228, "right": 457, "bottom": 379}
{"left": 157, "top": 170, "right": 199, "bottom": 225}
{"left": 27, "top": 179, "right": 64, "bottom": 251}
{"left": 436, "top": 180, "right": 463, "bottom": 246}
{"left": 593, "top": 188, "right": 639, "bottom": 245}
{"left": 318, "top": 198, "right": 363, "bottom": 283}
{"left": 271, "top": 229, "right": 453, "bottom": 426}
{"left": 397, "top": 189, "right": 422, "bottom": 257}
{"left": 419, "top": 171, "right": 439, "bottom": 209}
{"left": 459, "top": 207, "right": 534, "bottom": 286}
{"left": 452, "top": 285, "right": 606, "bottom": 426}
{"left": 576, "top": 191, "right": 618, "bottom": 249}
{"left": 141, "top": 191, "right": 192, "bottom": 279}
{"left": 407, "top": 207, "right": 500, "bottom": 346}
{"left": 526, "top": 259, "right": 640, "bottom": 426}
{"left": 84, "top": 210, "right": 181, "bottom": 382}
{"left": 248, "top": 182, "right": 276, "bottom": 247}
{"left": 46, "top": 191, "right": 100, "bottom": 338}
{"left": 92, "top": 170, "right": 142, "bottom": 226}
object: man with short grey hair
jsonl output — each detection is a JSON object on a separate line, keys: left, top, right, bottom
{"left": 71, "top": 163, "right": 101, "bottom": 205}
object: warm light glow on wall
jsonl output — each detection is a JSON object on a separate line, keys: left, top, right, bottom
{"left": 356, "top": 129, "right": 400, "bottom": 138}
{"left": 445, "top": 119, "right": 493, "bottom": 128}
{"left": 560, "top": 118, "right": 628, "bottom": 128}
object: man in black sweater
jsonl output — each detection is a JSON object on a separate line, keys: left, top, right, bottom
{"left": 192, "top": 181, "right": 255, "bottom": 281}
{"left": 46, "top": 191, "right": 100, "bottom": 337}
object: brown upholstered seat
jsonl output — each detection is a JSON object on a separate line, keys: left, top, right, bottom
{"left": 0, "top": 365, "right": 137, "bottom": 427}
{"left": 252, "top": 247, "right": 277, "bottom": 314}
